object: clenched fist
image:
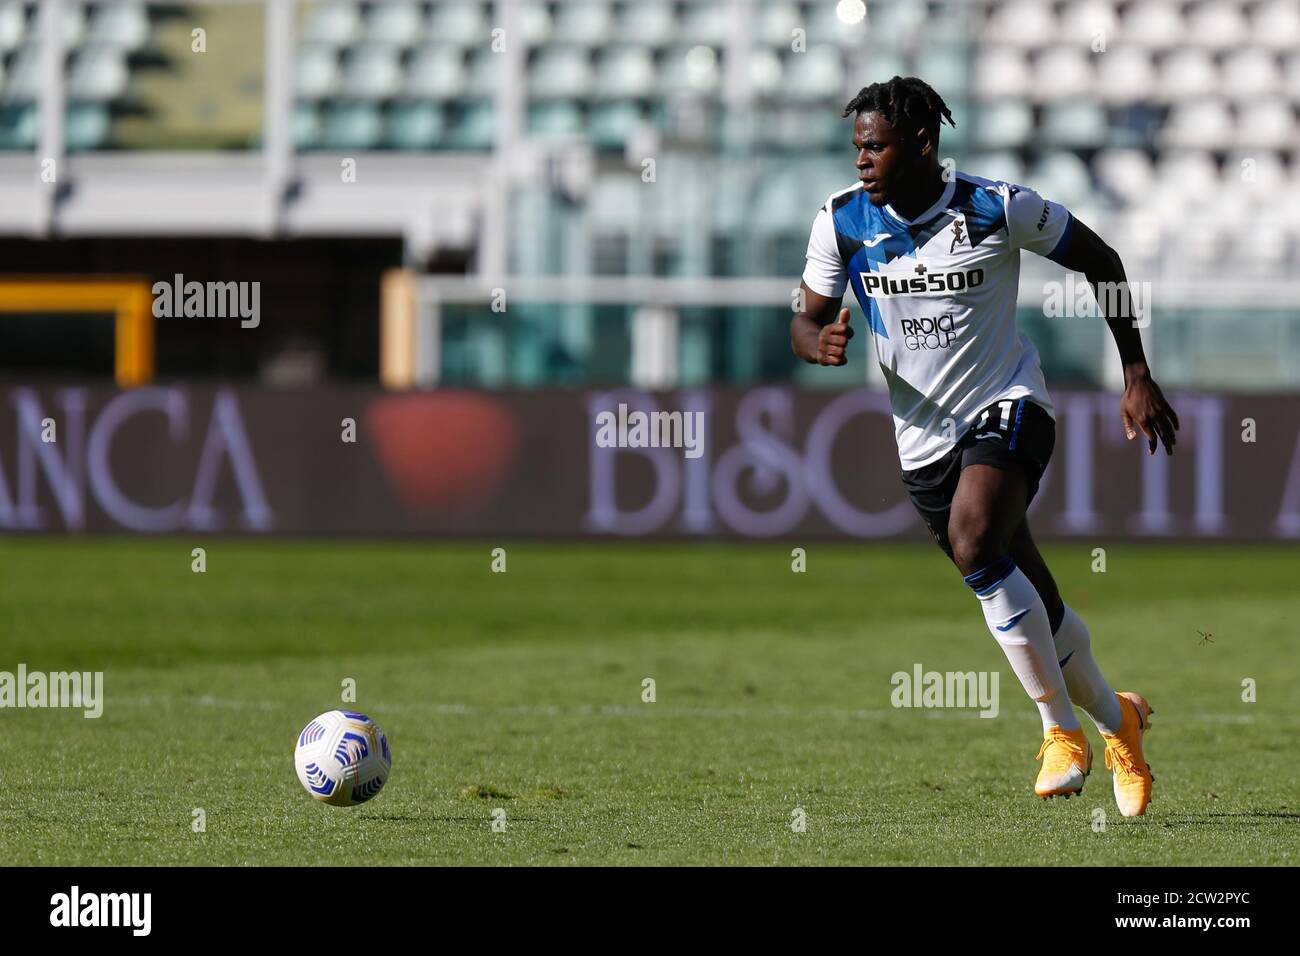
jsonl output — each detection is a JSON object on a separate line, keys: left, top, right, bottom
{"left": 816, "top": 308, "right": 854, "bottom": 366}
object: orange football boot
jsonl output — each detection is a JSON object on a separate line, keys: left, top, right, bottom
{"left": 1102, "top": 691, "right": 1155, "bottom": 817}
{"left": 1034, "top": 724, "right": 1092, "bottom": 798}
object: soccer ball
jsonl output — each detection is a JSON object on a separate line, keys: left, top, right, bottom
{"left": 293, "top": 710, "right": 391, "bottom": 807}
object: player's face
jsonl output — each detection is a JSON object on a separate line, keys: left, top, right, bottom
{"left": 853, "top": 111, "right": 923, "bottom": 207}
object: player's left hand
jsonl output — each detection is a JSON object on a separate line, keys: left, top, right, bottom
{"left": 1121, "top": 372, "right": 1179, "bottom": 455}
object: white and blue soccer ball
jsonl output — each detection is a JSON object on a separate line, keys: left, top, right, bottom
{"left": 294, "top": 710, "right": 391, "bottom": 807}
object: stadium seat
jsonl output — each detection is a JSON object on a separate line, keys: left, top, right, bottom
{"left": 592, "top": 46, "right": 656, "bottom": 100}
{"left": 1221, "top": 48, "right": 1282, "bottom": 102}
{"left": 444, "top": 100, "right": 495, "bottom": 149}
{"left": 589, "top": 100, "right": 644, "bottom": 149}
{"left": 551, "top": 1, "right": 612, "bottom": 48}
{"left": 913, "top": 45, "right": 968, "bottom": 102}
{"left": 303, "top": 0, "right": 362, "bottom": 46}
{"left": 527, "top": 100, "right": 584, "bottom": 139}
{"left": 1224, "top": 150, "right": 1287, "bottom": 194}
{"left": 1228, "top": 219, "right": 1290, "bottom": 277}
{"left": 1096, "top": 47, "right": 1154, "bottom": 105}
{"left": 1185, "top": 1, "right": 1248, "bottom": 50}
{"left": 0, "top": 2, "right": 23, "bottom": 54}
{"left": 67, "top": 44, "right": 128, "bottom": 102}
{"left": 757, "top": 3, "right": 800, "bottom": 50}
{"left": 981, "top": 0, "right": 1057, "bottom": 48}
{"left": 942, "top": 98, "right": 974, "bottom": 152}
{"left": 1236, "top": 98, "right": 1298, "bottom": 150}
{"left": 588, "top": 174, "right": 643, "bottom": 233}
{"left": 747, "top": 47, "right": 783, "bottom": 97}
{"left": 1179, "top": 212, "right": 1226, "bottom": 266}
{"left": 923, "top": 4, "right": 973, "bottom": 46}
{"left": 322, "top": 101, "right": 383, "bottom": 149}
{"left": 680, "top": 4, "right": 730, "bottom": 47}
{"left": 427, "top": 1, "right": 488, "bottom": 48}
{"left": 660, "top": 45, "right": 721, "bottom": 97}
{"left": 363, "top": 1, "right": 421, "bottom": 48}
{"left": 806, "top": 159, "right": 857, "bottom": 209}
{"left": 617, "top": 1, "right": 675, "bottom": 47}
{"left": 1109, "top": 209, "right": 1164, "bottom": 264}
{"left": 529, "top": 46, "right": 593, "bottom": 99}
{"left": 295, "top": 44, "right": 341, "bottom": 99}
{"left": 518, "top": 1, "right": 553, "bottom": 46}
{"left": 974, "top": 47, "right": 1030, "bottom": 101}
{"left": 463, "top": 48, "right": 500, "bottom": 97}
{"left": 387, "top": 100, "right": 445, "bottom": 148}
{"left": 1028, "top": 152, "right": 1094, "bottom": 210}
{"left": 963, "top": 151, "right": 1027, "bottom": 185}
{"left": 1, "top": 42, "right": 38, "bottom": 102}
{"left": 86, "top": 0, "right": 149, "bottom": 52}
{"left": 1041, "top": 101, "right": 1108, "bottom": 148}
{"left": 776, "top": 105, "right": 849, "bottom": 151}
{"left": 1158, "top": 49, "right": 1218, "bottom": 101}
{"left": 867, "top": 1, "right": 924, "bottom": 46}
{"left": 1093, "top": 148, "right": 1154, "bottom": 205}
{"left": 1159, "top": 99, "right": 1233, "bottom": 148}
{"left": 1219, "top": 152, "right": 1288, "bottom": 221}
{"left": 292, "top": 102, "right": 321, "bottom": 149}
{"left": 1121, "top": 1, "right": 1185, "bottom": 49}
{"left": 0, "top": 102, "right": 35, "bottom": 148}
{"left": 810, "top": 1, "right": 868, "bottom": 48}
{"left": 64, "top": 101, "right": 108, "bottom": 150}
{"left": 1251, "top": 0, "right": 1300, "bottom": 51}
{"left": 972, "top": 100, "right": 1032, "bottom": 149}
{"left": 752, "top": 168, "right": 804, "bottom": 234}
{"left": 782, "top": 46, "right": 842, "bottom": 101}
{"left": 856, "top": 48, "right": 908, "bottom": 88}
{"left": 1152, "top": 150, "right": 1220, "bottom": 204}
{"left": 1058, "top": 0, "right": 1118, "bottom": 44}
{"left": 341, "top": 43, "right": 403, "bottom": 99}
{"left": 710, "top": 165, "right": 755, "bottom": 233}
{"left": 1033, "top": 46, "right": 1094, "bottom": 102}
{"left": 405, "top": 44, "right": 465, "bottom": 99}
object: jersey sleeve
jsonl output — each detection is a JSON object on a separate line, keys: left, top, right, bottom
{"left": 1005, "top": 185, "right": 1074, "bottom": 262}
{"left": 801, "top": 205, "right": 848, "bottom": 297}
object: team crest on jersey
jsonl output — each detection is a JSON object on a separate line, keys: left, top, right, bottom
{"left": 949, "top": 219, "right": 965, "bottom": 253}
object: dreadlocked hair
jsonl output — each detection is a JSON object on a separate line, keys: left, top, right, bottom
{"left": 841, "top": 76, "right": 956, "bottom": 139}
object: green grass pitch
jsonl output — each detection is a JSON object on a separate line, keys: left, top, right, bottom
{"left": 1, "top": 537, "right": 1296, "bottom": 866}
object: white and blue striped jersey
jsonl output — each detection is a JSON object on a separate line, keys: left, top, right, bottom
{"left": 802, "top": 172, "right": 1075, "bottom": 470}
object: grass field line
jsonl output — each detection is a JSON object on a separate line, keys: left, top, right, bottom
{"left": 109, "top": 694, "right": 1273, "bottom": 724}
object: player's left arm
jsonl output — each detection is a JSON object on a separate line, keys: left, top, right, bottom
{"left": 1008, "top": 188, "right": 1179, "bottom": 455}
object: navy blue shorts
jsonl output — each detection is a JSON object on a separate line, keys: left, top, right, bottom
{"left": 899, "top": 398, "right": 1055, "bottom": 560}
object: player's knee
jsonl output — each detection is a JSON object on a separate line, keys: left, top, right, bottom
{"left": 948, "top": 517, "right": 1005, "bottom": 577}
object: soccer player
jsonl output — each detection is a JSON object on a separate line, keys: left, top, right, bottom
{"left": 791, "top": 77, "right": 1179, "bottom": 816}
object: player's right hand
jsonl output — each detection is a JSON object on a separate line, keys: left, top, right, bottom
{"left": 817, "top": 309, "right": 853, "bottom": 366}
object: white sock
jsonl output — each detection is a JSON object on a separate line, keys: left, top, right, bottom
{"left": 1052, "top": 604, "right": 1122, "bottom": 735}
{"left": 965, "top": 558, "right": 1079, "bottom": 732}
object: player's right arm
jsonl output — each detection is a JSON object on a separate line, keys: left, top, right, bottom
{"left": 791, "top": 282, "right": 852, "bottom": 365}
{"left": 791, "top": 204, "right": 853, "bottom": 365}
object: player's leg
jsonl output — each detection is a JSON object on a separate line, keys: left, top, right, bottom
{"left": 949, "top": 464, "right": 1077, "bottom": 732}
{"left": 949, "top": 462, "right": 1092, "bottom": 797}
{"left": 1009, "top": 520, "right": 1119, "bottom": 732}
{"left": 1009, "top": 520, "right": 1155, "bottom": 815}
{"left": 1006, "top": 519, "right": 1063, "bottom": 629}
